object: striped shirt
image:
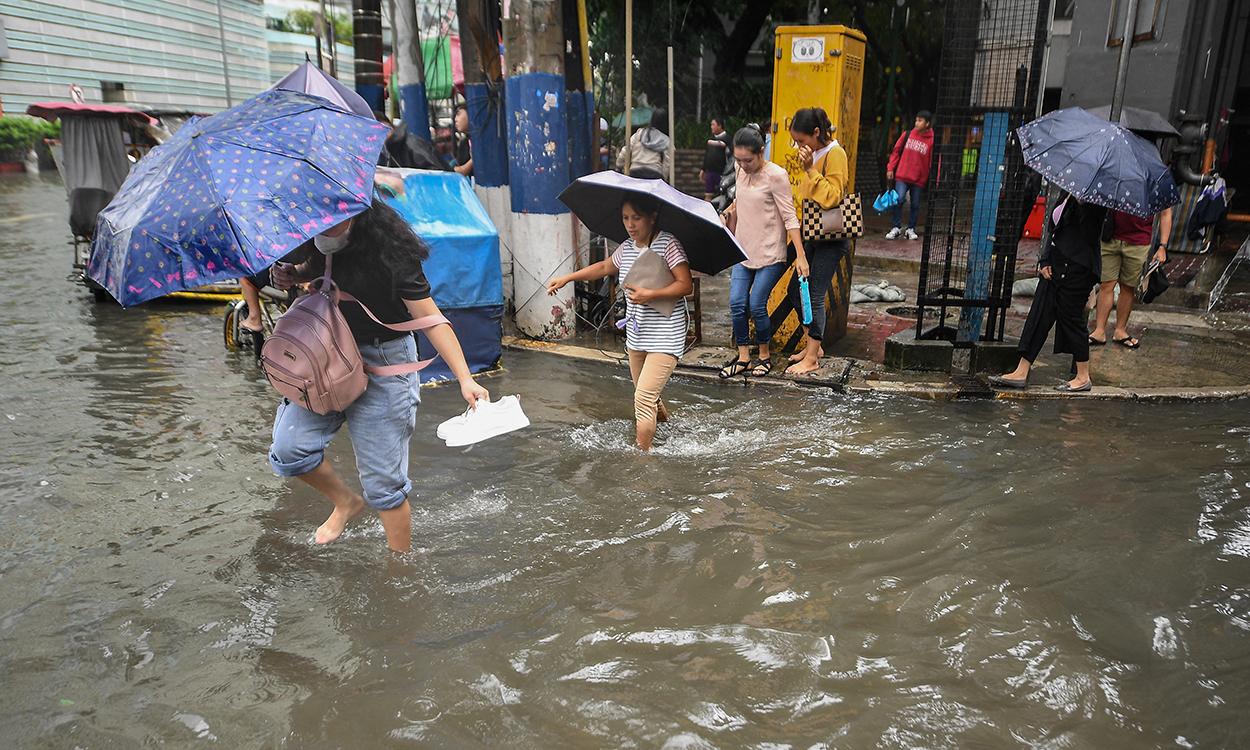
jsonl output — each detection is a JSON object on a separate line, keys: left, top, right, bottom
{"left": 610, "top": 231, "right": 690, "bottom": 358}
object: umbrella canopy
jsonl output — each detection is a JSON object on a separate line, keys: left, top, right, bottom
{"left": 273, "top": 61, "right": 374, "bottom": 118}
{"left": 1085, "top": 104, "right": 1180, "bottom": 137}
{"left": 611, "top": 107, "right": 653, "bottom": 129}
{"left": 88, "top": 88, "right": 388, "bottom": 306}
{"left": 1017, "top": 107, "right": 1179, "bottom": 218}
{"left": 26, "top": 101, "right": 156, "bottom": 126}
{"left": 559, "top": 171, "right": 747, "bottom": 275}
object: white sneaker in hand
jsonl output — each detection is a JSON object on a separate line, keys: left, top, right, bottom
{"left": 440, "top": 395, "right": 530, "bottom": 447}
{"left": 885, "top": 227, "right": 902, "bottom": 240}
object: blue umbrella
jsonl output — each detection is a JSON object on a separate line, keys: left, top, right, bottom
{"left": 1017, "top": 107, "right": 1179, "bottom": 218}
{"left": 88, "top": 88, "right": 388, "bottom": 306}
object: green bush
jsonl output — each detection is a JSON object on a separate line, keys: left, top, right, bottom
{"left": 0, "top": 117, "right": 45, "bottom": 158}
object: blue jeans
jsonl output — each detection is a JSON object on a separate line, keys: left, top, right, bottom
{"left": 730, "top": 262, "right": 786, "bottom": 346}
{"left": 268, "top": 335, "right": 421, "bottom": 510}
{"left": 890, "top": 180, "right": 923, "bottom": 229}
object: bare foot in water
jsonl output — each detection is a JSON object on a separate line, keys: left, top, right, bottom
{"left": 785, "top": 356, "right": 822, "bottom": 375}
{"left": 315, "top": 495, "right": 366, "bottom": 544}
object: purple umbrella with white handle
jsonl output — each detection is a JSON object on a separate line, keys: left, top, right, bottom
{"left": 273, "top": 62, "right": 375, "bottom": 119}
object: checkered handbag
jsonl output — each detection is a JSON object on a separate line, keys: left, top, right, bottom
{"left": 801, "top": 193, "right": 864, "bottom": 241}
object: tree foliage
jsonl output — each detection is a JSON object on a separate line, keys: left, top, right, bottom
{"left": 285, "top": 9, "right": 354, "bottom": 46}
{"left": 586, "top": 0, "right": 945, "bottom": 135}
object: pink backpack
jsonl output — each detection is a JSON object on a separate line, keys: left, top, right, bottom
{"left": 260, "top": 255, "right": 448, "bottom": 415}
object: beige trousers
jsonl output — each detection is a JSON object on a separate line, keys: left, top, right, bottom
{"left": 627, "top": 350, "right": 677, "bottom": 432}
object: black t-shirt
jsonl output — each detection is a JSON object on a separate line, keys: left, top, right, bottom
{"left": 703, "top": 131, "right": 730, "bottom": 172}
{"left": 455, "top": 134, "right": 472, "bottom": 169}
{"left": 308, "top": 249, "right": 432, "bottom": 343}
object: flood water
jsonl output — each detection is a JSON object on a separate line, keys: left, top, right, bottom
{"left": 3, "top": 174, "right": 1250, "bottom": 748}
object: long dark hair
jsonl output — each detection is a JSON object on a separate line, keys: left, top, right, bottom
{"left": 308, "top": 199, "right": 429, "bottom": 290}
{"left": 791, "top": 107, "right": 834, "bottom": 144}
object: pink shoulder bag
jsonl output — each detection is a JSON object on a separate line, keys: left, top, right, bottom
{"left": 260, "top": 255, "right": 448, "bottom": 415}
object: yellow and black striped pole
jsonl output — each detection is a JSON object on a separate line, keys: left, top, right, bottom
{"left": 764, "top": 247, "right": 855, "bottom": 353}
{"left": 763, "top": 25, "right": 867, "bottom": 353}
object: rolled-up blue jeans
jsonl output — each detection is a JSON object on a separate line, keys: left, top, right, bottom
{"left": 730, "top": 261, "right": 786, "bottom": 346}
{"left": 268, "top": 335, "right": 421, "bottom": 510}
{"left": 890, "top": 179, "right": 924, "bottom": 230}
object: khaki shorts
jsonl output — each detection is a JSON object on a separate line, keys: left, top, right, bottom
{"left": 1100, "top": 239, "right": 1150, "bottom": 287}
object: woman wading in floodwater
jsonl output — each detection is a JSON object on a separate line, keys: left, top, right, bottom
{"left": 268, "top": 202, "right": 489, "bottom": 552}
{"left": 546, "top": 195, "right": 693, "bottom": 451}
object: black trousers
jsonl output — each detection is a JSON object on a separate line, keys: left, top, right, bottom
{"left": 788, "top": 238, "right": 847, "bottom": 341}
{"left": 1018, "top": 255, "right": 1097, "bottom": 364}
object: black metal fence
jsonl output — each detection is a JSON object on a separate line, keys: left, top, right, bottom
{"left": 915, "top": 0, "right": 1051, "bottom": 344}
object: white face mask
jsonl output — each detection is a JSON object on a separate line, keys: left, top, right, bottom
{"left": 314, "top": 225, "right": 352, "bottom": 255}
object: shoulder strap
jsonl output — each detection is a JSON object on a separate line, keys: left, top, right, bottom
{"left": 335, "top": 287, "right": 452, "bottom": 377}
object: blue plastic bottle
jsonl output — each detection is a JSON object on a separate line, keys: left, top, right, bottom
{"left": 798, "top": 276, "right": 813, "bottom": 325}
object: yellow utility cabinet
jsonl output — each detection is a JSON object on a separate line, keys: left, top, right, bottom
{"left": 766, "top": 25, "right": 867, "bottom": 353}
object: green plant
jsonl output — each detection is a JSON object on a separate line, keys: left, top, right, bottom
{"left": 0, "top": 117, "right": 43, "bottom": 156}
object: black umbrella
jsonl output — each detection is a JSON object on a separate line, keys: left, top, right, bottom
{"left": 558, "top": 171, "right": 748, "bottom": 275}
{"left": 1085, "top": 104, "right": 1180, "bottom": 137}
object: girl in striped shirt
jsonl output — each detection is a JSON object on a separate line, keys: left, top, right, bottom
{"left": 547, "top": 195, "right": 694, "bottom": 451}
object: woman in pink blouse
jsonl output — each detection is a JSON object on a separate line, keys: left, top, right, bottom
{"left": 719, "top": 125, "right": 806, "bottom": 378}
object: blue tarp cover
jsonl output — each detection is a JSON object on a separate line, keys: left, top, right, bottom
{"left": 382, "top": 169, "right": 503, "bottom": 309}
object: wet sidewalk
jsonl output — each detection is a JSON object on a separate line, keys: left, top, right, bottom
{"left": 515, "top": 221, "right": 1250, "bottom": 401}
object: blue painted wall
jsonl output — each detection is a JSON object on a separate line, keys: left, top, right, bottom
{"left": 505, "top": 72, "right": 569, "bottom": 214}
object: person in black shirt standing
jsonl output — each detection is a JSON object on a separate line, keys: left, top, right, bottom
{"left": 699, "top": 117, "right": 731, "bottom": 200}
{"left": 990, "top": 194, "right": 1106, "bottom": 393}
{"left": 452, "top": 104, "right": 473, "bottom": 178}
{"left": 268, "top": 201, "right": 489, "bottom": 552}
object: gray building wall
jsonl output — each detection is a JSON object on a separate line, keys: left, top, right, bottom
{"left": 0, "top": 0, "right": 357, "bottom": 115}
{"left": 1059, "top": 0, "right": 1193, "bottom": 118}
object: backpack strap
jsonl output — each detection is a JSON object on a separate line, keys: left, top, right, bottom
{"left": 321, "top": 253, "right": 453, "bottom": 377}
{"left": 337, "top": 289, "right": 450, "bottom": 376}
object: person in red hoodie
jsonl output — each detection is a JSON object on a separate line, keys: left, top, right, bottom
{"left": 884, "top": 110, "right": 935, "bottom": 240}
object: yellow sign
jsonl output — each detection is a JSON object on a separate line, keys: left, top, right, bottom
{"left": 766, "top": 25, "right": 867, "bottom": 353}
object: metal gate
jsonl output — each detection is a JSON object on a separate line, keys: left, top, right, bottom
{"left": 915, "top": 0, "right": 1051, "bottom": 344}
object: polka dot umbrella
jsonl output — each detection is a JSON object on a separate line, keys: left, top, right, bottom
{"left": 1017, "top": 106, "right": 1179, "bottom": 219}
{"left": 88, "top": 89, "right": 388, "bottom": 306}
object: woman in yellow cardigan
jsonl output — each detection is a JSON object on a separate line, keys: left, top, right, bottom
{"left": 786, "top": 107, "right": 849, "bottom": 375}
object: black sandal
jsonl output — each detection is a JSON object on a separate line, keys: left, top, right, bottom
{"left": 718, "top": 358, "right": 750, "bottom": 379}
{"left": 750, "top": 359, "right": 773, "bottom": 377}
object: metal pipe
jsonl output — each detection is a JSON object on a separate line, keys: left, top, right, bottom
{"left": 695, "top": 44, "right": 703, "bottom": 124}
{"left": 623, "top": 0, "right": 633, "bottom": 174}
{"left": 667, "top": 45, "right": 675, "bottom": 184}
{"left": 214, "top": 0, "right": 234, "bottom": 107}
{"left": 1109, "top": 0, "right": 1139, "bottom": 123}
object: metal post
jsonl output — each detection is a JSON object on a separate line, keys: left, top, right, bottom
{"left": 326, "top": 0, "right": 339, "bottom": 77}
{"left": 667, "top": 45, "right": 675, "bottom": 184}
{"left": 623, "top": 0, "right": 633, "bottom": 173}
{"left": 1109, "top": 0, "right": 1140, "bottom": 123}
{"left": 696, "top": 44, "right": 703, "bottom": 124}
{"left": 353, "top": 0, "right": 386, "bottom": 111}
{"left": 882, "top": 6, "right": 899, "bottom": 157}
{"left": 214, "top": 0, "right": 234, "bottom": 107}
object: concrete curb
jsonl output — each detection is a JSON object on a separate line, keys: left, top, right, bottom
{"left": 501, "top": 337, "right": 1250, "bottom": 403}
